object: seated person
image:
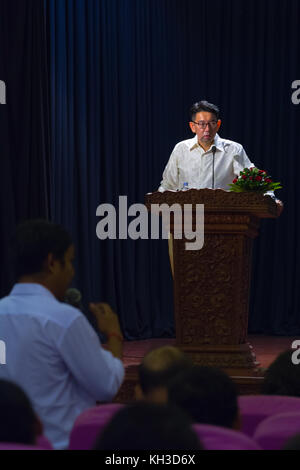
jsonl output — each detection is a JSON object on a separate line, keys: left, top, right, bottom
{"left": 261, "top": 349, "right": 300, "bottom": 397}
{"left": 136, "top": 346, "right": 192, "bottom": 403}
{"left": 93, "top": 402, "right": 203, "bottom": 450}
{"left": 0, "top": 219, "right": 124, "bottom": 449}
{"left": 0, "top": 379, "right": 42, "bottom": 445}
{"left": 168, "top": 365, "right": 240, "bottom": 430}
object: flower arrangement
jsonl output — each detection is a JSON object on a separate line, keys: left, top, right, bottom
{"left": 228, "top": 167, "right": 282, "bottom": 193}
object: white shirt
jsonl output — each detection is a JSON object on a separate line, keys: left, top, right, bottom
{"left": 159, "top": 134, "right": 254, "bottom": 191}
{"left": 0, "top": 283, "right": 124, "bottom": 449}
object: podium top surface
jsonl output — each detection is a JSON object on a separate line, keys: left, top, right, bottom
{"left": 145, "top": 189, "right": 280, "bottom": 218}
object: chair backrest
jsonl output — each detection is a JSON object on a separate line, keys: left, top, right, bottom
{"left": 238, "top": 395, "right": 300, "bottom": 436}
{"left": 253, "top": 412, "right": 300, "bottom": 450}
{"left": 36, "top": 435, "right": 53, "bottom": 449}
{"left": 69, "top": 403, "right": 124, "bottom": 450}
{"left": 0, "top": 442, "right": 49, "bottom": 450}
{"left": 193, "top": 423, "right": 262, "bottom": 450}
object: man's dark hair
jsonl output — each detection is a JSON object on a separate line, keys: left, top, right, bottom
{"left": 168, "top": 366, "right": 239, "bottom": 429}
{"left": 190, "top": 100, "right": 220, "bottom": 121}
{"left": 0, "top": 379, "right": 38, "bottom": 444}
{"left": 14, "top": 219, "right": 73, "bottom": 278}
{"left": 261, "top": 349, "right": 300, "bottom": 397}
{"left": 93, "top": 402, "right": 203, "bottom": 450}
{"left": 138, "top": 346, "right": 192, "bottom": 395}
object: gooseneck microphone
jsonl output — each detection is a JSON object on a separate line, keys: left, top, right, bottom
{"left": 211, "top": 145, "right": 216, "bottom": 189}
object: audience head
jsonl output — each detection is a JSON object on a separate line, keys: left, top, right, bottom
{"left": 261, "top": 349, "right": 300, "bottom": 397}
{"left": 93, "top": 402, "right": 203, "bottom": 450}
{"left": 14, "top": 219, "right": 74, "bottom": 300}
{"left": 0, "top": 379, "right": 42, "bottom": 444}
{"left": 168, "top": 365, "right": 239, "bottom": 429}
{"left": 136, "top": 346, "right": 192, "bottom": 403}
{"left": 282, "top": 432, "right": 300, "bottom": 450}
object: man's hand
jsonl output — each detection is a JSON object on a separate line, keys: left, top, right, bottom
{"left": 89, "top": 302, "right": 123, "bottom": 338}
{"left": 275, "top": 199, "right": 284, "bottom": 216}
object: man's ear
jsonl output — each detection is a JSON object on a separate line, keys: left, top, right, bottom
{"left": 189, "top": 121, "right": 196, "bottom": 134}
{"left": 216, "top": 119, "right": 221, "bottom": 131}
{"left": 44, "top": 253, "right": 56, "bottom": 274}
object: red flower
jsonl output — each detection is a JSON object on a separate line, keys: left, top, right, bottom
{"left": 232, "top": 178, "right": 238, "bottom": 183}
{"left": 249, "top": 177, "right": 253, "bottom": 180}
{"left": 255, "top": 176, "right": 262, "bottom": 181}
{"left": 249, "top": 167, "right": 255, "bottom": 170}
{"left": 265, "top": 178, "right": 272, "bottom": 183}
{"left": 242, "top": 175, "right": 247, "bottom": 180}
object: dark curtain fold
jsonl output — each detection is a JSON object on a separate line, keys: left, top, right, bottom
{"left": 0, "top": 0, "right": 51, "bottom": 297}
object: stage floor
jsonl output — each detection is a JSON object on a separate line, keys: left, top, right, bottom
{"left": 123, "top": 334, "right": 297, "bottom": 369}
{"left": 114, "top": 335, "right": 298, "bottom": 401}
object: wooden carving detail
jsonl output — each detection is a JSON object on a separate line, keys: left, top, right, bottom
{"left": 145, "top": 189, "right": 280, "bottom": 373}
{"left": 174, "top": 233, "right": 252, "bottom": 346}
{"left": 145, "top": 189, "right": 278, "bottom": 217}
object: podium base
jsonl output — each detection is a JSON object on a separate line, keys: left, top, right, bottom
{"left": 177, "top": 342, "right": 261, "bottom": 376}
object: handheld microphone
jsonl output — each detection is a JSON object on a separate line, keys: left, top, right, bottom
{"left": 211, "top": 145, "right": 216, "bottom": 189}
{"left": 64, "top": 288, "right": 84, "bottom": 311}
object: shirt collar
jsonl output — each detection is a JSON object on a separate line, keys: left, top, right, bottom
{"left": 10, "top": 283, "right": 56, "bottom": 299}
{"left": 189, "top": 133, "right": 223, "bottom": 152}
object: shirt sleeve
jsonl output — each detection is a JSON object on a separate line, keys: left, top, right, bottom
{"left": 57, "top": 315, "right": 124, "bottom": 402}
{"left": 232, "top": 145, "right": 255, "bottom": 176}
{"left": 158, "top": 146, "right": 180, "bottom": 191}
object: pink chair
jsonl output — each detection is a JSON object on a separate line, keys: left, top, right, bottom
{"left": 69, "top": 403, "right": 124, "bottom": 450}
{"left": 238, "top": 395, "right": 300, "bottom": 436}
{"left": 0, "top": 442, "right": 49, "bottom": 450}
{"left": 36, "top": 435, "right": 53, "bottom": 449}
{"left": 253, "top": 412, "right": 300, "bottom": 450}
{"left": 193, "top": 423, "right": 262, "bottom": 450}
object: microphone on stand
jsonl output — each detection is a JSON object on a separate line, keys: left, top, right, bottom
{"left": 211, "top": 145, "right": 216, "bottom": 189}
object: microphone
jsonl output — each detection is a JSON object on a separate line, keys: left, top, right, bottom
{"left": 64, "top": 288, "right": 84, "bottom": 311}
{"left": 211, "top": 145, "right": 216, "bottom": 189}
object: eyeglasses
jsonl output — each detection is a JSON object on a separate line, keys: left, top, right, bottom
{"left": 192, "top": 120, "right": 218, "bottom": 129}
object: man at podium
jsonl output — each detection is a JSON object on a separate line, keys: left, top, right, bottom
{"left": 159, "top": 100, "right": 254, "bottom": 192}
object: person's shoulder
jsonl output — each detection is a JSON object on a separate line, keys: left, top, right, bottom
{"left": 173, "top": 136, "right": 197, "bottom": 152}
{"left": 48, "top": 300, "right": 84, "bottom": 327}
{"left": 217, "top": 135, "right": 244, "bottom": 153}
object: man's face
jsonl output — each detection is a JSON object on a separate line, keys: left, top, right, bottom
{"left": 189, "top": 111, "right": 221, "bottom": 148}
{"left": 49, "top": 244, "right": 75, "bottom": 300}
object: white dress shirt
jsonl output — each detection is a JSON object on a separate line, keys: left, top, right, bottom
{"left": 0, "top": 283, "right": 124, "bottom": 449}
{"left": 159, "top": 133, "right": 254, "bottom": 191}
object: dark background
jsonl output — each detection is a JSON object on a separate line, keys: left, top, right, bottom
{"left": 1, "top": 0, "right": 299, "bottom": 338}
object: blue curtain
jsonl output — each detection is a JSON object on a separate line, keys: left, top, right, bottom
{"left": 45, "top": 0, "right": 176, "bottom": 339}
{"left": 0, "top": 0, "right": 50, "bottom": 296}
{"left": 43, "top": 0, "right": 300, "bottom": 337}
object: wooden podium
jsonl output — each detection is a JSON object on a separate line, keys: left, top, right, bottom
{"left": 145, "top": 189, "right": 281, "bottom": 375}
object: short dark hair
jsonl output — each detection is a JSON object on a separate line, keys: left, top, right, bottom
{"left": 168, "top": 366, "right": 238, "bottom": 429}
{"left": 14, "top": 219, "right": 73, "bottom": 278}
{"left": 0, "top": 379, "right": 38, "bottom": 444}
{"left": 190, "top": 100, "right": 220, "bottom": 121}
{"left": 93, "top": 402, "right": 203, "bottom": 450}
{"left": 262, "top": 349, "right": 300, "bottom": 397}
{"left": 138, "top": 346, "right": 192, "bottom": 395}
